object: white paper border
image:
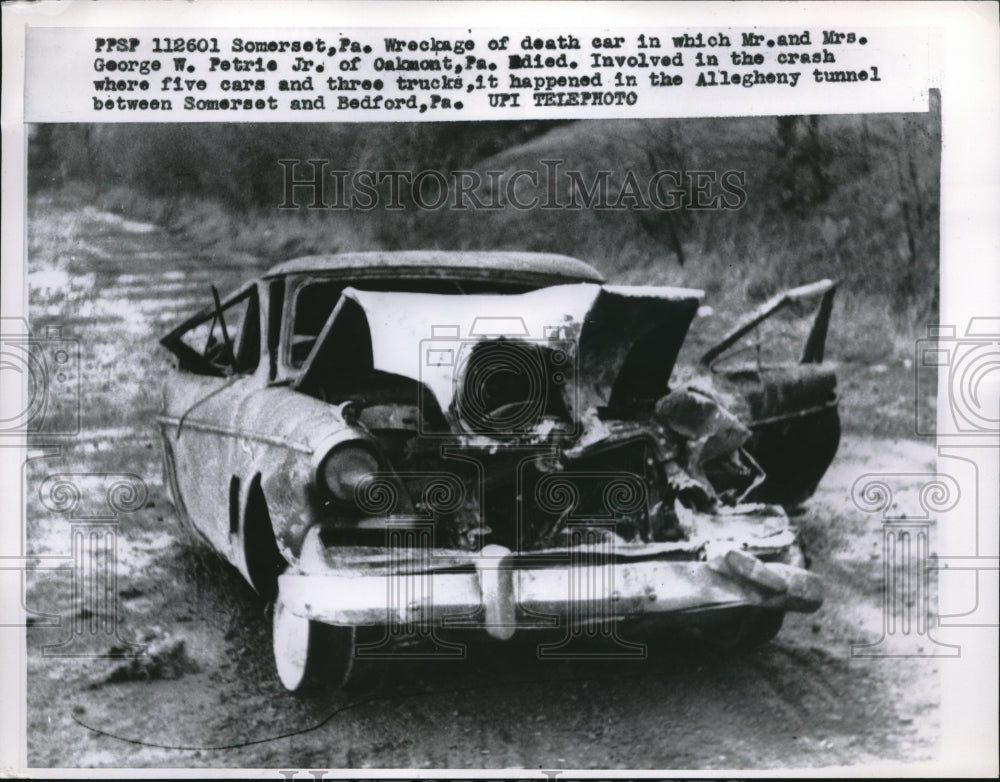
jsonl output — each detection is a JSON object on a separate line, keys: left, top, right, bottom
{"left": 2, "top": 1, "right": 998, "bottom": 777}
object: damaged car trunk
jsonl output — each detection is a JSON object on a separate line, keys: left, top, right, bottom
{"left": 274, "top": 281, "right": 831, "bottom": 688}
{"left": 294, "top": 284, "right": 721, "bottom": 552}
{"left": 158, "top": 252, "right": 839, "bottom": 692}
{"left": 293, "top": 281, "right": 838, "bottom": 552}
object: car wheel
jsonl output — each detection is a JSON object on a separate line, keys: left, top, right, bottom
{"left": 701, "top": 609, "right": 785, "bottom": 652}
{"left": 272, "top": 593, "right": 355, "bottom": 692}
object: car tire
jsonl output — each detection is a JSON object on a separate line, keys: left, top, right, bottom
{"left": 701, "top": 609, "right": 785, "bottom": 652}
{"left": 272, "top": 593, "right": 355, "bottom": 693}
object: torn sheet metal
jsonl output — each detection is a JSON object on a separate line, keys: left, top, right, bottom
{"left": 296, "top": 283, "right": 703, "bottom": 418}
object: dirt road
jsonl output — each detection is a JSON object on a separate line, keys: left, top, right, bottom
{"left": 23, "top": 197, "right": 940, "bottom": 770}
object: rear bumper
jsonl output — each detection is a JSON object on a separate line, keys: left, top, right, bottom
{"left": 278, "top": 539, "right": 823, "bottom": 638}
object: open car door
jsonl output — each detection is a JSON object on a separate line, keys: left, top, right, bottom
{"left": 700, "top": 280, "right": 840, "bottom": 508}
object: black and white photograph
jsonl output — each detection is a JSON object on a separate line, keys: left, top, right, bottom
{"left": 2, "top": 2, "right": 998, "bottom": 777}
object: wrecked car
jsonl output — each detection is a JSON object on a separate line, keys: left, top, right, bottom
{"left": 158, "top": 251, "right": 839, "bottom": 691}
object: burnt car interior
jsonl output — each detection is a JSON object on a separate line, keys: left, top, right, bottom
{"left": 697, "top": 280, "right": 840, "bottom": 507}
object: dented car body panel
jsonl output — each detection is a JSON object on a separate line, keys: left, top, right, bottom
{"left": 158, "top": 252, "right": 840, "bottom": 684}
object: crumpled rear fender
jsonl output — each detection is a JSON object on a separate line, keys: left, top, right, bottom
{"left": 245, "top": 390, "right": 377, "bottom": 559}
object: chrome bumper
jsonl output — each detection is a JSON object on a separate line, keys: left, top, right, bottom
{"left": 278, "top": 536, "right": 823, "bottom": 637}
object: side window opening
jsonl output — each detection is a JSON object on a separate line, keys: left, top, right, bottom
{"left": 698, "top": 280, "right": 838, "bottom": 374}
{"left": 164, "top": 286, "right": 261, "bottom": 377}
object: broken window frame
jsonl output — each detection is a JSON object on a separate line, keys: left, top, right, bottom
{"left": 160, "top": 282, "right": 262, "bottom": 378}
{"left": 698, "top": 279, "right": 838, "bottom": 372}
